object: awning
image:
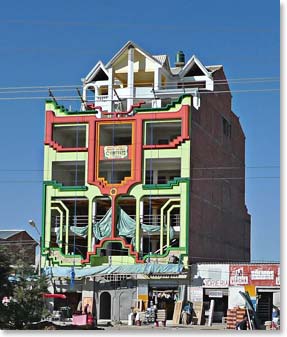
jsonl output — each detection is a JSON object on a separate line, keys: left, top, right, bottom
{"left": 43, "top": 293, "right": 67, "bottom": 299}
{"left": 44, "top": 264, "right": 184, "bottom": 278}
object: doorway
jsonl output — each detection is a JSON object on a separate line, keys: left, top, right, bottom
{"left": 100, "top": 292, "right": 111, "bottom": 319}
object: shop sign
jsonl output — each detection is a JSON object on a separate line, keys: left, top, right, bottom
{"left": 229, "top": 264, "right": 280, "bottom": 286}
{"left": 189, "top": 287, "right": 203, "bottom": 302}
{"left": 104, "top": 145, "right": 128, "bottom": 159}
{"left": 230, "top": 267, "right": 248, "bottom": 285}
{"left": 208, "top": 291, "right": 223, "bottom": 298}
{"left": 203, "top": 279, "right": 228, "bottom": 287}
{"left": 251, "top": 270, "right": 274, "bottom": 280}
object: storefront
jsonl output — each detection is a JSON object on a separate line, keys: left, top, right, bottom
{"left": 203, "top": 288, "right": 228, "bottom": 322}
{"left": 229, "top": 263, "right": 280, "bottom": 325}
{"left": 189, "top": 263, "right": 229, "bottom": 323}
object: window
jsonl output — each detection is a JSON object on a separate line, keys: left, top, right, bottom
{"left": 222, "top": 118, "right": 231, "bottom": 138}
{"left": 53, "top": 125, "right": 86, "bottom": 148}
{"left": 99, "top": 124, "right": 132, "bottom": 146}
{"left": 145, "top": 158, "right": 181, "bottom": 184}
{"left": 145, "top": 121, "right": 181, "bottom": 145}
{"left": 52, "top": 161, "right": 85, "bottom": 186}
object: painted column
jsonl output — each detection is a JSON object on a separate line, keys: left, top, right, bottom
{"left": 108, "top": 68, "right": 114, "bottom": 112}
{"left": 88, "top": 198, "right": 93, "bottom": 251}
{"left": 127, "top": 46, "right": 134, "bottom": 111}
{"left": 154, "top": 67, "right": 161, "bottom": 90}
{"left": 111, "top": 196, "right": 117, "bottom": 238}
{"left": 136, "top": 199, "right": 143, "bottom": 252}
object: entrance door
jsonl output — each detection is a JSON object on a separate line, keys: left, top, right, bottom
{"left": 100, "top": 292, "right": 111, "bottom": 319}
{"left": 257, "top": 292, "right": 272, "bottom": 324}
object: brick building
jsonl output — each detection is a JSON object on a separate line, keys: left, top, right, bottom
{"left": 0, "top": 230, "right": 38, "bottom": 266}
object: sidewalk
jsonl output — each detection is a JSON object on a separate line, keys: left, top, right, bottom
{"left": 99, "top": 321, "right": 227, "bottom": 331}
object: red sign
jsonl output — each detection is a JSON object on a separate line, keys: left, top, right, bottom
{"left": 229, "top": 264, "right": 280, "bottom": 286}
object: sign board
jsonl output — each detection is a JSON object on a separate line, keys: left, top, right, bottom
{"left": 104, "top": 145, "right": 128, "bottom": 159}
{"left": 229, "top": 264, "right": 280, "bottom": 286}
{"left": 189, "top": 287, "right": 203, "bottom": 302}
{"left": 208, "top": 291, "right": 223, "bottom": 298}
{"left": 203, "top": 279, "right": 228, "bottom": 287}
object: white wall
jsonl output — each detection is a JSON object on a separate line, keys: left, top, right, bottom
{"left": 228, "top": 286, "right": 245, "bottom": 309}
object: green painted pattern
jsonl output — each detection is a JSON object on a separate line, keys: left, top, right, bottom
{"left": 44, "top": 180, "right": 88, "bottom": 191}
{"left": 129, "top": 178, "right": 190, "bottom": 265}
{"left": 46, "top": 99, "right": 98, "bottom": 116}
{"left": 42, "top": 94, "right": 192, "bottom": 267}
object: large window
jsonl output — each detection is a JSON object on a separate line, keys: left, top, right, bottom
{"left": 145, "top": 121, "right": 181, "bottom": 145}
{"left": 99, "top": 124, "right": 132, "bottom": 146}
{"left": 52, "top": 161, "right": 85, "bottom": 186}
{"left": 145, "top": 158, "right": 181, "bottom": 184}
{"left": 52, "top": 125, "right": 86, "bottom": 148}
{"left": 99, "top": 160, "right": 131, "bottom": 184}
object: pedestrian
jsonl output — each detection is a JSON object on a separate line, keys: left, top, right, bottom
{"left": 181, "top": 302, "right": 192, "bottom": 325}
{"left": 236, "top": 315, "right": 248, "bottom": 330}
{"left": 272, "top": 306, "right": 280, "bottom": 329}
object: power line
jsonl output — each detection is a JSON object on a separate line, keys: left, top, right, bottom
{"left": 0, "top": 88, "right": 280, "bottom": 102}
{"left": 0, "top": 77, "right": 279, "bottom": 92}
{"left": 0, "top": 165, "right": 280, "bottom": 172}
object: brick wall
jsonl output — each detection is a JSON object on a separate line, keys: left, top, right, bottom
{"left": 189, "top": 68, "right": 251, "bottom": 262}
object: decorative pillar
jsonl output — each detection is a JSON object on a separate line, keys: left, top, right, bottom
{"left": 108, "top": 68, "right": 114, "bottom": 112}
{"left": 154, "top": 67, "right": 161, "bottom": 90}
{"left": 127, "top": 46, "right": 134, "bottom": 111}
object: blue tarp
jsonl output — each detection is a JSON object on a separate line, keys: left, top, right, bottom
{"left": 69, "top": 207, "right": 174, "bottom": 244}
{"left": 44, "top": 264, "right": 183, "bottom": 278}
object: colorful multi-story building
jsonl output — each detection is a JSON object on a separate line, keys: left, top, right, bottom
{"left": 42, "top": 41, "right": 251, "bottom": 321}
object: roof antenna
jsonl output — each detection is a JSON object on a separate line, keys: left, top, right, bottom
{"left": 48, "top": 88, "right": 58, "bottom": 105}
{"left": 76, "top": 88, "right": 87, "bottom": 110}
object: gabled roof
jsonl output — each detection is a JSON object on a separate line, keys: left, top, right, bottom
{"left": 105, "top": 40, "right": 163, "bottom": 69}
{"left": 84, "top": 61, "right": 109, "bottom": 83}
{"left": 0, "top": 230, "right": 37, "bottom": 243}
{"left": 0, "top": 230, "right": 24, "bottom": 240}
{"left": 206, "top": 65, "right": 223, "bottom": 73}
{"left": 179, "top": 55, "right": 212, "bottom": 78}
{"left": 153, "top": 54, "right": 171, "bottom": 72}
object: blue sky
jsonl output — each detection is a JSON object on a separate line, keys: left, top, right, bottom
{"left": 0, "top": 0, "right": 280, "bottom": 261}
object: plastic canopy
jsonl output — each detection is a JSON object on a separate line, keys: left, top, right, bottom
{"left": 68, "top": 207, "right": 175, "bottom": 244}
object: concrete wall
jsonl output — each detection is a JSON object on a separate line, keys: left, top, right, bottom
{"left": 228, "top": 286, "right": 246, "bottom": 308}
{"left": 82, "top": 279, "right": 137, "bottom": 322}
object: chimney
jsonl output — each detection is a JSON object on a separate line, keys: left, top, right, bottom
{"left": 175, "top": 50, "right": 185, "bottom": 68}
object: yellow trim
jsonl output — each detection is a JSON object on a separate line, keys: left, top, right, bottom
{"left": 167, "top": 204, "right": 180, "bottom": 245}
{"left": 50, "top": 206, "right": 63, "bottom": 248}
{"left": 51, "top": 200, "right": 70, "bottom": 254}
{"left": 160, "top": 198, "right": 180, "bottom": 254}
